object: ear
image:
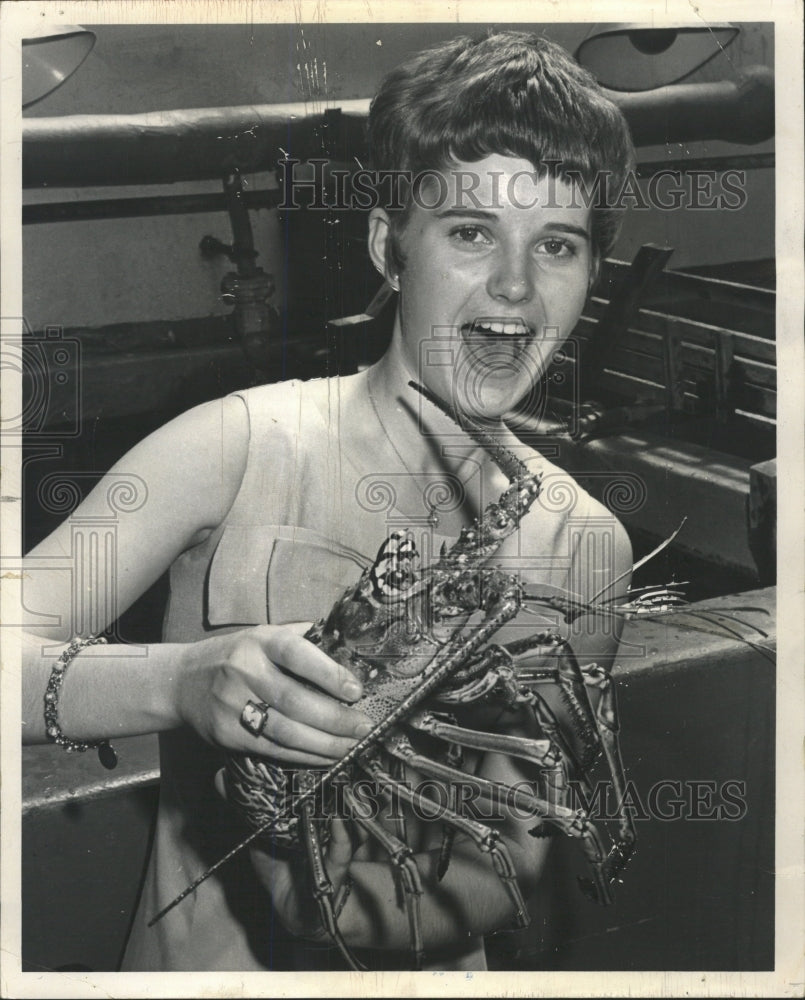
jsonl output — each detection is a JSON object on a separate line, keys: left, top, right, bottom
{"left": 588, "top": 253, "right": 601, "bottom": 290}
{"left": 368, "top": 208, "right": 392, "bottom": 281}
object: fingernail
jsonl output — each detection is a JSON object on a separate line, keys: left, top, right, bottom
{"left": 354, "top": 722, "right": 373, "bottom": 738}
{"left": 343, "top": 681, "right": 362, "bottom": 700}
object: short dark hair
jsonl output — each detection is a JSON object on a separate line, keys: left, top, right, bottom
{"left": 368, "top": 30, "right": 635, "bottom": 272}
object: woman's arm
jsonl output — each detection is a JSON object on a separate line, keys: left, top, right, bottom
{"left": 561, "top": 511, "right": 634, "bottom": 669}
{"left": 24, "top": 394, "right": 251, "bottom": 645}
{"left": 22, "top": 395, "right": 371, "bottom": 762}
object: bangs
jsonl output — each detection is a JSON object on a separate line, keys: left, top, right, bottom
{"left": 395, "top": 73, "right": 631, "bottom": 188}
{"left": 368, "top": 31, "right": 636, "bottom": 262}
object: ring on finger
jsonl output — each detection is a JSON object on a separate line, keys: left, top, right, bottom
{"left": 240, "top": 699, "right": 271, "bottom": 738}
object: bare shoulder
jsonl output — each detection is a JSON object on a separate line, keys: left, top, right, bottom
{"left": 168, "top": 376, "right": 357, "bottom": 506}
{"left": 507, "top": 445, "right": 633, "bottom": 597}
{"left": 26, "top": 394, "right": 251, "bottom": 565}
{"left": 231, "top": 375, "right": 361, "bottom": 433}
{"left": 126, "top": 393, "right": 250, "bottom": 521}
{"left": 22, "top": 394, "right": 253, "bottom": 637}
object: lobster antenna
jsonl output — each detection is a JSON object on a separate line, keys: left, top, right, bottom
{"left": 408, "top": 380, "right": 530, "bottom": 484}
{"left": 662, "top": 609, "right": 775, "bottom": 662}
{"left": 148, "top": 813, "right": 280, "bottom": 925}
{"left": 589, "top": 518, "right": 687, "bottom": 605}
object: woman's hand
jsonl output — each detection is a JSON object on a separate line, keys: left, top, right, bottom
{"left": 213, "top": 769, "right": 364, "bottom": 940}
{"left": 251, "top": 816, "right": 361, "bottom": 940}
{"left": 174, "top": 623, "right": 373, "bottom": 767}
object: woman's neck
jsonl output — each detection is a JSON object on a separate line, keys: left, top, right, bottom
{"left": 371, "top": 331, "right": 507, "bottom": 423}
{"left": 366, "top": 348, "right": 499, "bottom": 482}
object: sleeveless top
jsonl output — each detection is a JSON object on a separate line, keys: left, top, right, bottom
{"left": 121, "top": 372, "right": 607, "bottom": 971}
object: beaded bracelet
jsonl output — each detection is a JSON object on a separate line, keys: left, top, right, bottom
{"left": 44, "top": 635, "right": 118, "bottom": 770}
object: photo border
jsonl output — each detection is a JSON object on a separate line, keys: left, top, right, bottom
{"left": 1, "top": 1, "right": 802, "bottom": 996}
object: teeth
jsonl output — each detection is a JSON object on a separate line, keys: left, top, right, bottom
{"left": 467, "top": 320, "right": 532, "bottom": 336}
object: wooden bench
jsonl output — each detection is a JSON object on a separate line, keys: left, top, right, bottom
{"left": 554, "top": 244, "right": 776, "bottom": 445}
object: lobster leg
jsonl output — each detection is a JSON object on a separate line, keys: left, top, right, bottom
{"left": 341, "top": 784, "right": 425, "bottom": 970}
{"left": 423, "top": 714, "right": 464, "bottom": 882}
{"left": 445, "top": 632, "right": 564, "bottom": 688}
{"left": 435, "top": 639, "right": 585, "bottom": 804}
{"left": 298, "top": 794, "right": 367, "bottom": 972}
{"left": 360, "top": 755, "right": 531, "bottom": 931}
{"left": 408, "top": 708, "right": 568, "bottom": 809}
{"left": 408, "top": 709, "right": 562, "bottom": 771}
{"left": 388, "top": 755, "right": 409, "bottom": 846}
{"left": 382, "top": 733, "right": 614, "bottom": 904}
{"left": 438, "top": 790, "right": 458, "bottom": 882}
{"left": 505, "top": 635, "right": 601, "bottom": 771}
{"left": 577, "top": 663, "right": 637, "bottom": 902}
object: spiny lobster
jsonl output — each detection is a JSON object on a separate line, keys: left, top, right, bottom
{"left": 150, "top": 380, "right": 639, "bottom": 970}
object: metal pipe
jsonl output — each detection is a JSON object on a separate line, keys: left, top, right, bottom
{"left": 612, "top": 67, "right": 774, "bottom": 146}
{"left": 22, "top": 69, "right": 773, "bottom": 189}
{"left": 22, "top": 189, "right": 282, "bottom": 224}
{"left": 23, "top": 101, "right": 369, "bottom": 187}
{"left": 634, "top": 152, "right": 774, "bottom": 178}
{"left": 22, "top": 151, "right": 773, "bottom": 226}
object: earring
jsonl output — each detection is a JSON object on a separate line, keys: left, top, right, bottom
{"left": 373, "top": 262, "right": 396, "bottom": 290}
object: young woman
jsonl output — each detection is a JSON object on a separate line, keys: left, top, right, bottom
{"left": 22, "top": 30, "right": 635, "bottom": 971}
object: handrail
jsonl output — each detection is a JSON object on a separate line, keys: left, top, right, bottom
{"left": 22, "top": 69, "right": 774, "bottom": 188}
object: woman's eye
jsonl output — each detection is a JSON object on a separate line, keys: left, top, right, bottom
{"left": 451, "top": 226, "right": 491, "bottom": 245}
{"left": 538, "top": 238, "right": 575, "bottom": 258}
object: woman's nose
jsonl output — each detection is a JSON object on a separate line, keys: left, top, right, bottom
{"left": 486, "top": 250, "right": 533, "bottom": 303}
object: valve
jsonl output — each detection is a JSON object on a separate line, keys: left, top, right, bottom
{"left": 200, "top": 169, "right": 279, "bottom": 371}
{"left": 219, "top": 269, "right": 279, "bottom": 369}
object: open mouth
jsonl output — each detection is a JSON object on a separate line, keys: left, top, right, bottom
{"left": 457, "top": 316, "right": 544, "bottom": 392}
{"left": 461, "top": 317, "right": 536, "bottom": 338}
{"left": 457, "top": 318, "right": 543, "bottom": 382}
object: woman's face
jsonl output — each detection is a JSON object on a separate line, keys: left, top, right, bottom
{"left": 377, "top": 154, "right": 595, "bottom": 420}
